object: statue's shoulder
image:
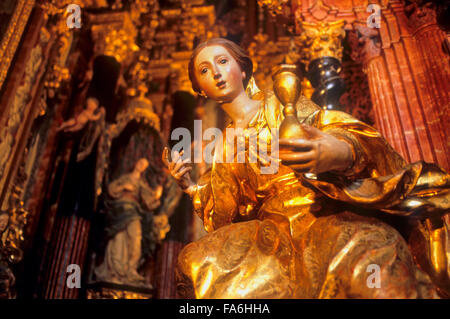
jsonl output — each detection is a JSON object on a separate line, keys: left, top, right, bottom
{"left": 257, "top": 90, "right": 322, "bottom": 128}
{"left": 296, "top": 95, "right": 321, "bottom": 124}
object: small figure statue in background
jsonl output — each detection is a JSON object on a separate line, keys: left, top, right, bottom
{"left": 57, "top": 97, "right": 105, "bottom": 133}
{"left": 95, "top": 158, "right": 163, "bottom": 286}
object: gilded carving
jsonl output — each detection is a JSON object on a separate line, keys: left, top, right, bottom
{"left": 2, "top": 185, "right": 29, "bottom": 265}
{"left": 0, "top": 28, "right": 49, "bottom": 195}
{"left": 87, "top": 287, "right": 152, "bottom": 299}
{"left": 0, "top": 0, "right": 35, "bottom": 91}
{"left": 248, "top": 34, "right": 299, "bottom": 91}
{"left": 297, "top": 19, "right": 346, "bottom": 65}
{"left": 1, "top": 156, "right": 30, "bottom": 298}
{"left": 90, "top": 12, "right": 139, "bottom": 66}
{"left": 258, "top": 0, "right": 291, "bottom": 17}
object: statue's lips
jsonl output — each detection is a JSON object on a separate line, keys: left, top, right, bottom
{"left": 216, "top": 80, "right": 226, "bottom": 89}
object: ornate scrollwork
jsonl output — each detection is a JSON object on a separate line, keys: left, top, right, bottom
{"left": 2, "top": 187, "right": 29, "bottom": 265}
{"left": 39, "top": 1, "right": 75, "bottom": 101}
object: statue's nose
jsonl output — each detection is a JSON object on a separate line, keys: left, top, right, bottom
{"left": 213, "top": 68, "right": 221, "bottom": 80}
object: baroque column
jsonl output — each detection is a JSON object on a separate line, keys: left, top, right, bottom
{"left": 347, "top": 24, "right": 411, "bottom": 159}
{"left": 378, "top": 1, "right": 448, "bottom": 169}
{"left": 347, "top": 3, "right": 450, "bottom": 296}
{"left": 298, "top": 20, "right": 346, "bottom": 110}
{"left": 405, "top": 0, "right": 450, "bottom": 169}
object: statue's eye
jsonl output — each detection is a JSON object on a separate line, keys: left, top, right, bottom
{"left": 201, "top": 68, "right": 208, "bottom": 74}
{"left": 219, "top": 58, "right": 228, "bottom": 64}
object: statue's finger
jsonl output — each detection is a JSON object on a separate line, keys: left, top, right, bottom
{"left": 288, "top": 162, "right": 314, "bottom": 173}
{"left": 173, "top": 157, "right": 189, "bottom": 174}
{"left": 174, "top": 166, "right": 192, "bottom": 179}
{"left": 170, "top": 151, "right": 181, "bottom": 170}
{"left": 162, "top": 147, "right": 170, "bottom": 167}
{"left": 169, "top": 158, "right": 175, "bottom": 171}
{"left": 279, "top": 138, "right": 314, "bottom": 151}
{"left": 172, "top": 150, "right": 180, "bottom": 161}
{"left": 279, "top": 150, "right": 316, "bottom": 163}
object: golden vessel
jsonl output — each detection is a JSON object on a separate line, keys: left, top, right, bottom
{"left": 271, "top": 64, "right": 306, "bottom": 140}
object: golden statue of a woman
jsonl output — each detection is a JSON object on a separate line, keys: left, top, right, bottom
{"left": 162, "top": 38, "right": 449, "bottom": 298}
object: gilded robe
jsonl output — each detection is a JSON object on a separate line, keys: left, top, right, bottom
{"left": 176, "top": 91, "right": 449, "bottom": 299}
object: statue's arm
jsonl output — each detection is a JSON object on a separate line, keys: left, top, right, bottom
{"left": 305, "top": 109, "right": 450, "bottom": 218}
{"left": 107, "top": 174, "right": 131, "bottom": 198}
{"left": 312, "top": 109, "right": 408, "bottom": 177}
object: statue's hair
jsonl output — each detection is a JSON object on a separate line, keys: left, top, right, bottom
{"left": 188, "top": 38, "right": 253, "bottom": 94}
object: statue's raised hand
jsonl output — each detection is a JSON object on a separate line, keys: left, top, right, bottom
{"left": 279, "top": 124, "right": 353, "bottom": 174}
{"left": 162, "top": 147, "right": 195, "bottom": 191}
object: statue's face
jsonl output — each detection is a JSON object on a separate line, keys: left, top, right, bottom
{"left": 135, "top": 158, "right": 149, "bottom": 173}
{"left": 0, "top": 214, "right": 8, "bottom": 233}
{"left": 194, "top": 45, "right": 246, "bottom": 103}
{"left": 87, "top": 98, "right": 98, "bottom": 110}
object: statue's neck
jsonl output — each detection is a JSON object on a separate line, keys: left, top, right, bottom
{"left": 221, "top": 91, "right": 260, "bottom": 129}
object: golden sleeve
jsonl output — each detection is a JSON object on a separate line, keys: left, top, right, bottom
{"left": 304, "top": 109, "right": 450, "bottom": 219}
{"left": 191, "top": 162, "right": 241, "bottom": 232}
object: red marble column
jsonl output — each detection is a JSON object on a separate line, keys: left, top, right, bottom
{"left": 405, "top": 0, "right": 450, "bottom": 171}
{"left": 348, "top": 25, "right": 411, "bottom": 160}
{"left": 347, "top": 1, "right": 449, "bottom": 262}
{"left": 346, "top": 2, "right": 448, "bottom": 170}
{"left": 379, "top": 4, "right": 435, "bottom": 163}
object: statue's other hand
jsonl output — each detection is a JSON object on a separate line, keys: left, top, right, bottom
{"left": 279, "top": 124, "right": 353, "bottom": 174}
{"left": 162, "top": 147, "right": 194, "bottom": 190}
